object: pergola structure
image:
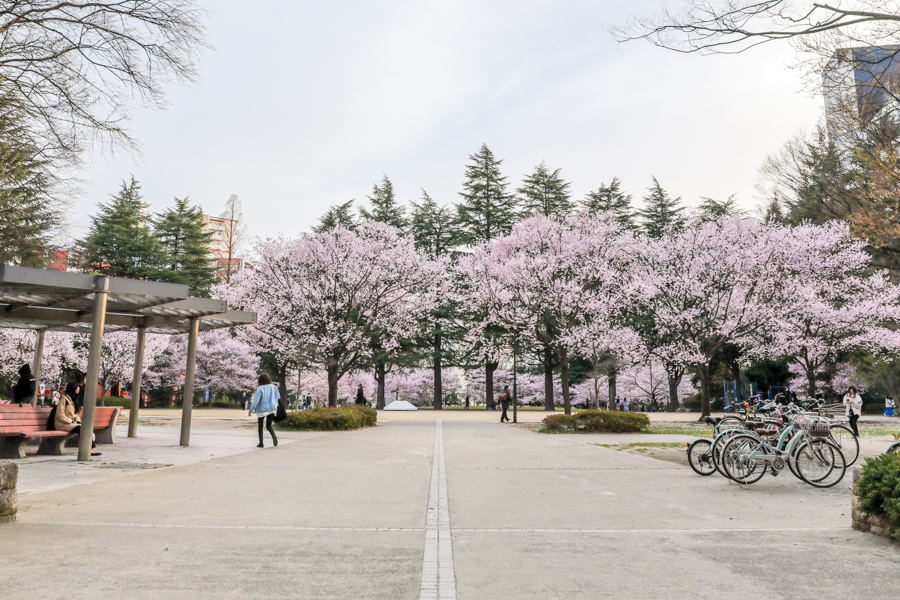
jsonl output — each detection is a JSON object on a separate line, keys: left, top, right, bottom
{"left": 0, "top": 266, "right": 256, "bottom": 461}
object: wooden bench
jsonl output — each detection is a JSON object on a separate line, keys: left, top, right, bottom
{"left": 0, "top": 406, "right": 71, "bottom": 458}
{"left": 64, "top": 406, "right": 122, "bottom": 447}
{"left": 0, "top": 405, "right": 123, "bottom": 458}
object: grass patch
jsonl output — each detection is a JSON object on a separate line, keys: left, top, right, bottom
{"left": 641, "top": 425, "right": 714, "bottom": 436}
{"left": 594, "top": 442, "right": 686, "bottom": 450}
{"left": 277, "top": 406, "right": 377, "bottom": 431}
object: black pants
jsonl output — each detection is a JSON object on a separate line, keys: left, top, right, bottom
{"left": 69, "top": 425, "right": 96, "bottom": 449}
{"left": 849, "top": 414, "right": 860, "bottom": 437}
{"left": 500, "top": 404, "right": 509, "bottom": 422}
{"left": 258, "top": 414, "right": 277, "bottom": 445}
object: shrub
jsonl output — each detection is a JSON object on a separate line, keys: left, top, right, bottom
{"left": 278, "top": 406, "right": 377, "bottom": 431}
{"left": 856, "top": 452, "right": 900, "bottom": 539}
{"left": 542, "top": 410, "right": 650, "bottom": 433}
{"left": 98, "top": 396, "right": 132, "bottom": 408}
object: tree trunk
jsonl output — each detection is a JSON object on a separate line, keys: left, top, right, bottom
{"left": 698, "top": 363, "right": 712, "bottom": 418}
{"left": 607, "top": 366, "right": 617, "bottom": 411}
{"left": 667, "top": 373, "right": 682, "bottom": 413}
{"left": 560, "top": 352, "right": 572, "bottom": 415}
{"left": 485, "top": 360, "right": 498, "bottom": 410}
{"left": 327, "top": 364, "right": 339, "bottom": 407}
{"left": 807, "top": 371, "right": 817, "bottom": 398}
{"left": 433, "top": 331, "right": 443, "bottom": 410}
{"left": 375, "top": 361, "right": 386, "bottom": 409}
{"left": 278, "top": 363, "right": 288, "bottom": 404}
{"left": 297, "top": 364, "right": 302, "bottom": 405}
{"left": 543, "top": 344, "right": 555, "bottom": 411}
{"left": 729, "top": 359, "right": 743, "bottom": 405}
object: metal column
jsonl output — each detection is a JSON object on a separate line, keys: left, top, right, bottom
{"left": 79, "top": 276, "right": 109, "bottom": 462}
{"left": 128, "top": 326, "right": 147, "bottom": 438}
{"left": 31, "top": 329, "right": 45, "bottom": 407}
{"left": 179, "top": 317, "right": 200, "bottom": 447}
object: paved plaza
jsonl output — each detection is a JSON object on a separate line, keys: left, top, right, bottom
{"left": 1, "top": 414, "right": 898, "bottom": 599}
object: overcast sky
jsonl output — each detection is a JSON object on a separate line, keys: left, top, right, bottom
{"left": 73, "top": 0, "right": 822, "bottom": 241}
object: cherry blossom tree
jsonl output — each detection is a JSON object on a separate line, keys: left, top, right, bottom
{"left": 144, "top": 330, "right": 257, "bottom": 399}
{"left": 630, "top": 217, "right": 798, "bottom": 417}
{"left": 227, "top": 221, "right": 446, "bottom": 407}
{"left": 760, "top": 221, "right": 900, "bottom": 396}
{"left": 459, "top": 212, "right": 636, "bottom": 414}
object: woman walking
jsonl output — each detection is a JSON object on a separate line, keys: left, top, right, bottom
{"left": 885, "top": 396, "right": 896, "bottom": 417}
{"left": 249, "top": 373, "right": 279, "bottom": 448}
{"left": 843, "top": 385, "right": 863, "bottom": 437}
{"left": 55, "top": 383, "right": 100, "bottom": 456}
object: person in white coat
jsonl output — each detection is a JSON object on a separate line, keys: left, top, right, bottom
{"left": 843, "top": 385, "right": 863, "bottom": 437}
{"left": 885, "top": 396, "right": 896, "bottom": 418}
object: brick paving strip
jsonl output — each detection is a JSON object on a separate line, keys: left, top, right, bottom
{"left": 420, "top": 420, "right": 456, "bottom": 600}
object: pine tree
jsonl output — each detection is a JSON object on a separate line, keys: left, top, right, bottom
{"left": 0, "top": 109, "right": 60, "bottom": 267}
{"left": 409, "top": 190, "right": 457, "bottom": 259}
{"left": 697, "top": 195, "right": 741, "bottom": 222}
{"left": 517, "top": 161, "right": 573, "bottom": 218}
{"left": 456, "top": 144, "right": 519, "bottom": 245}
{"left": 359, "top": 175, "right": 406, "bottom": 231}
{"left": 639, "top": 177, "right": 685, "bottom": 238}
{"left": 583, "top": 177, "right": 636, "bottom": 229}
{"left": 155, "top": 197, "right": 217, "bottom": 296}
{"left": 313, "top": 199, "right": 356, "bottom": 233}
{"left": 78, "top": 177, "right": 165, "bottom": 279}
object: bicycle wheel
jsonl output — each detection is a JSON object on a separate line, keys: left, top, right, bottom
{"left": 828, "top": 424, "right": 859, "bottom": 466}
{"left": 795, "top": 439, "right": 846, "bottom": 488}
{"left": 713, "top": 430, "right": 740, "bottom": 478}
{"left": 687, "top": 439, "right": 716, "bottom": 476}
{"left": 884, "top": 442, "right": 900, "bottom": 455}
{"left": 722, "top": 434, "right": 769, "bottom": 485}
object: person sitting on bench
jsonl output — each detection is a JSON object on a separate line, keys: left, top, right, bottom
{"left": 55, "top": 383, "right": 100, "bottom": 456}
{"left": 13, "top": 364, "right": 35, "bottom": 405}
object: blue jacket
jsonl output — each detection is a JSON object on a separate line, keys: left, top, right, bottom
{"left": 250, "top": 384, "right": 280, "bottom": 414}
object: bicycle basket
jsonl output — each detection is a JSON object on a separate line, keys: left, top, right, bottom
{"left": 795, "top": 414, "right": 831, "bottom": 437}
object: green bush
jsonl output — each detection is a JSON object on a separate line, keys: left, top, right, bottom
{"left": 278, "top": 406, "right": 377, "bottom": 431}
{"left": 542, "top": 410, "right": 650, "bottom": 433}
{"left": 98, "top": 396, "right": 132, "bottom": 408}
{"left": 856, "top": 452, "right": 900, "bottom": 539}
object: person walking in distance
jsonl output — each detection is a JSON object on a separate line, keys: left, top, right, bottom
{"left": 249, "top": 373, "right": 279, "bottom": 448}
{"left": 464, "top": 395, "right": 470, "bottom": 410}
{"left": 355, "top": 384, "right": 366, "bottom": 407}
{"left": 499, "top": 385, "right": 511, "bottom": 423}
{"left": 885, "top": 396, "right": 896, "bottom": 417}
{"left": 843, "top": 385, "right": 863, "bottom": 437}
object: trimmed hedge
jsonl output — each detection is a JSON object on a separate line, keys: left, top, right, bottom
{"left": 542, "top": 410, "right": 650, "bottom": 433}
{"left": 98, "top": 396, "right": 132, "bottom": 408}
{"left": 278, "top": 406, "right": 377, "bottom": 431}
{"left": 856, "top": 452, "right": 900, "bottom": 539}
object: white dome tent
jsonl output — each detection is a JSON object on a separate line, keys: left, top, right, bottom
{"left": 383, "top": 400, "right": 417, "bottom": 411}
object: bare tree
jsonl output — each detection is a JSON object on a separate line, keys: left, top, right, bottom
{"left": 613, "top": 2, "right": 900, "bottom": 106}
{"left": 220, "top": 194, "right": 247, "bottom": 283}
{"left": 0, "top": 1, "right": 208, "bottom": 164}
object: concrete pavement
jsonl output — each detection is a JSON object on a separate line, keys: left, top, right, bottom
{"left": 0, "top": 417, "right": 897, "bottom": 599}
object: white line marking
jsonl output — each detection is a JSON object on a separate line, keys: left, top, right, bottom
{"left": 45, "top": 522, "right": 425, "bottom": 532}
{"left": 420, "top": 420, "right": 456, "bottom": 600}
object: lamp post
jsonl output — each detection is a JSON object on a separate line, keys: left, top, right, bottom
{"left": 510, "top": 297, "right": 520, "bottom": 424}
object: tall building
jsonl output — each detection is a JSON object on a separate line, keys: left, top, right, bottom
{"left": 824, "top": 45, "right": 900, "bottom": 136}
{"left": 201, "top": 214, "right": 247, "bottom": 281}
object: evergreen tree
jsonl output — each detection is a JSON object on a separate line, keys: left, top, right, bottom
{"left": 0, "top": 108, "right": 60, "bottom": 267}
{"left": 409, "top": 190, "right": 457, "bottom": 259}
{"left": 517, "top": 161, "right": 573, "bottom": 218}
{"left": 456, "top": 144, "right": 519, "bottom": 245}
{"left": 78, "top": 177, "right": 165, "bottom": 280}
{"left": 583, "top": 177, "right": 636, "bottom": 229}
{"left": 639, "top": 177, "right": 685, "bottom": 238}
{"left": 359, "top": 175, "right": 406, "bottom": 231}
{"left": 313, "top": 199, "right": 356, "bottom": 233}
{"left": 155, "top": 197, "right": 217, "bottom": 296}
{"left": 697, "top": 195, "right": 742, "bottom": 222}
